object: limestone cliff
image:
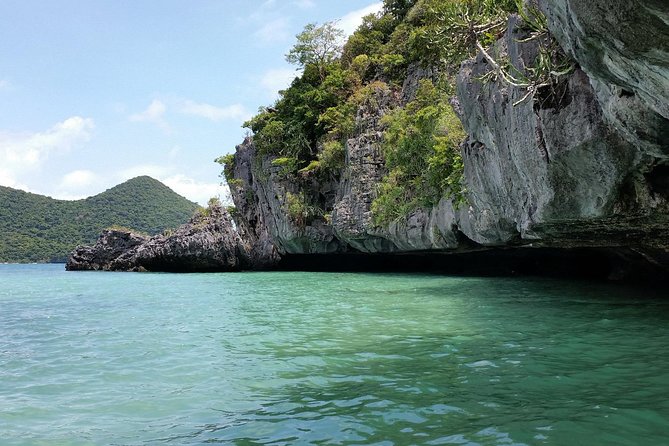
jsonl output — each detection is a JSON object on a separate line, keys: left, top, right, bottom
{"left": 227, "top": 0, "right": 669, "bottom": 276}
{"left": 68, "top": 0, "right": 669, "bottom": 278}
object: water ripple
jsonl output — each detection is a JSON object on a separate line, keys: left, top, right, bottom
{"left": 0, "top": 265, "right": 668, "bottom": 445}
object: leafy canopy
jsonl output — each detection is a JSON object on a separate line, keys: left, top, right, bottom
{"left": 286, "top": 22, "right": 345, "bottom": 79}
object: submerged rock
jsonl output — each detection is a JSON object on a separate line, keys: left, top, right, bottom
{"left": 66, "top": 204, "right": 251, "bottom": 272}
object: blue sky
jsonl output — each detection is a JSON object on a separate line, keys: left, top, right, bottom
{"left": 0, "top": 0, "right": 382, "bottom": 205}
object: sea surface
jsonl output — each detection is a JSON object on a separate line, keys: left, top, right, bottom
{"left": 1, "top": 264, "right": 668, "bottom": 445}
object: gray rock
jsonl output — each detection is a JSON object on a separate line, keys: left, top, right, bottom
{"left": 67, "top": 230, "right": 148, "bottom": 271}
{"left": 332, "top": 82, "right": 398, "bottom": 252}
{"left": 229, "top": 138, "right": 343, "bottom": 258}
{"left": 539, "top": 0, "right": 669, "bottom": 122}
{"left": 454, "top": 11, "right": 669, "bottom": 255}
{"left": 66, "top": 204, "right": 251, "bottom": 272}
{"left": 456, "top": 18, "right": 636, "bottom": 244}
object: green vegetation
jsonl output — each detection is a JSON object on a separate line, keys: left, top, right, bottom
{"left": 372, "top": 79, "right": 466, "bottom": 225}
{"left": 214, "top": 153, "right": 236, "bottom": 184}
{"left": 407, "top": 0, "right": 516, "bottom": 67}
{"left": 476, "top": 1, "right": 574, "bottom": 105}
{"left": 284, "top": 192, "right": 323, "bottom": 228}
{"left": 318, "top": 140, "right": 346, "bottom": 172}
{"left": 271, "top": 157, "right": 300, "bottom": 177}
{"left": 194, "top": 197, "right": 223, "bottom": 219}
{"left": 0, "top": 176, "right": 200, "bottom": 263}
{"left": 220, "top": 0, "right": 558, "bottom": 227}
{"left": 286, "top": 22, "right": 345, "bottom": 80}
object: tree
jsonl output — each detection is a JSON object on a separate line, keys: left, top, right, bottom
{"left": 286, "top": 22, "right": 345, "bottom": 80}
{"left": 383, "top": 0, "right": 417, "bottom": 20}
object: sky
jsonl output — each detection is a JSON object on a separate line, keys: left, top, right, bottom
{"left": 0, "top": 0, "right": 382, "bottom": 205}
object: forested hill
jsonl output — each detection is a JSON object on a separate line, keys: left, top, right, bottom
{"left": 0, "top": 176, "right": 201, "bottom": 263}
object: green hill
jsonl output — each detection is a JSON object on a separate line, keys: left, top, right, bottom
{"left": 0, "top": 176, "right": 201, "bottom": 263}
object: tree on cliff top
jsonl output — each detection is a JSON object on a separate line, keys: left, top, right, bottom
{"left": 383, "top": 0, "right": 418, "bottom": 20}
{"left": 286, "top": 21, "right": 345, "bottom": 80}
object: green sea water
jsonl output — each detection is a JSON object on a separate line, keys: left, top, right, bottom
{"left": 1, "top": 264, "right": 668, "bottom": 445}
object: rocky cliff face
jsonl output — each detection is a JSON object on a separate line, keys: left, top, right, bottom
{"left": 68, "top": 0, "right": 668, "bottom": 277}
{"left": 67, "top": 204, "right": 250, "bottom": 272}
{"left": 227, "top": 1, "right": 669, "bottom": 276}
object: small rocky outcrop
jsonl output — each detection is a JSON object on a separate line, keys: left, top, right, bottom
{"left": 66, "top": 204, "right": 251, "bottom": 272}
{"left": 67, "top": 230, "right": 149, "bottom": 271}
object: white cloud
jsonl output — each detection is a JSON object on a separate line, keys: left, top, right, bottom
{"left": 292, "top": 0, "right": 315, "bottom": 9}
{"left": 260, "top": 68, "right": 298, "bottom": 98}
{"left": 339, "top": 2, "right": 383, "bottom": 36}
{"left": 130, "top": 98, "right": 249, "bottom": 125}
{"left": 129, "top": 99, "right": 169, "bottom": 131}
{"left": 0, "top": 170, "right": 31, "bottom": 191}
{"left": 0, "top": 79, "right": 10, "bottom": 90}
{"left": 162, "top": 174, "right": 229, "bottom": 206}
{"left": 179, "top": 100, "right": 251, "bottom": 122}
{"left": 56, "top": 169, "right": 99, "bottom": 199}
{"left": 0, "top": 116, "right": 94, "bottom": 188}
{"left": 130, "top": 99, "right": 166, "bottom": 122}
{"left": 254, "top": 17, "right": 290, "bottom": 44}
{"left": 61, "top": 169, "right": 97, "bottom": 189}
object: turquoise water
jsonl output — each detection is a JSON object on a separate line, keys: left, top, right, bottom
{"left": 1, "top": 264, "right": 668, "bottom": 445}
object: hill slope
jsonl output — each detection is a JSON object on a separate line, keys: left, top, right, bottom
{"left": 0, "top": 176, "right": 201, "bottom": 262}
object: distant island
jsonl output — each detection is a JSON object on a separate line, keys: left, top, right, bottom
{"left": 0, "top": 176, "right": 200, "bottom": 263}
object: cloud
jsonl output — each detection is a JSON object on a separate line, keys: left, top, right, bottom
{"left": 0, "top": 79, "right": 10, "bottom": 90}
{"left": 254, "top": 17, "right": 291, "bottom": 44}
{"left": 162, "top": 174, "right": 229, "bottom": 206}
{"left": 0, "top": 116, "right": 94, "bottom": 188}
{"left": 339, "top": 2, "right": 384, "bottom": 36}
{"left": 0, "top": 170, "right": 31, "bottom": 191}
{"left": 129, "top": 99, "right": 169, "bottom": 131}
{"left": 292, "top": 0, "right": 315, "bottom": 9}
{"left": 179, "top": 100, "right": 251, "bottom": 122}
{"left": 130, "top": 98, "right": 249, "bottom": 126}
{"left": 260, "top": 68, "right": 298, "bottom": 98}
{"left": 61, "top": 169, "right": 97, "bottom": 188}
{"left": 45, "top": 169, "right": 100, "bottom": 200}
